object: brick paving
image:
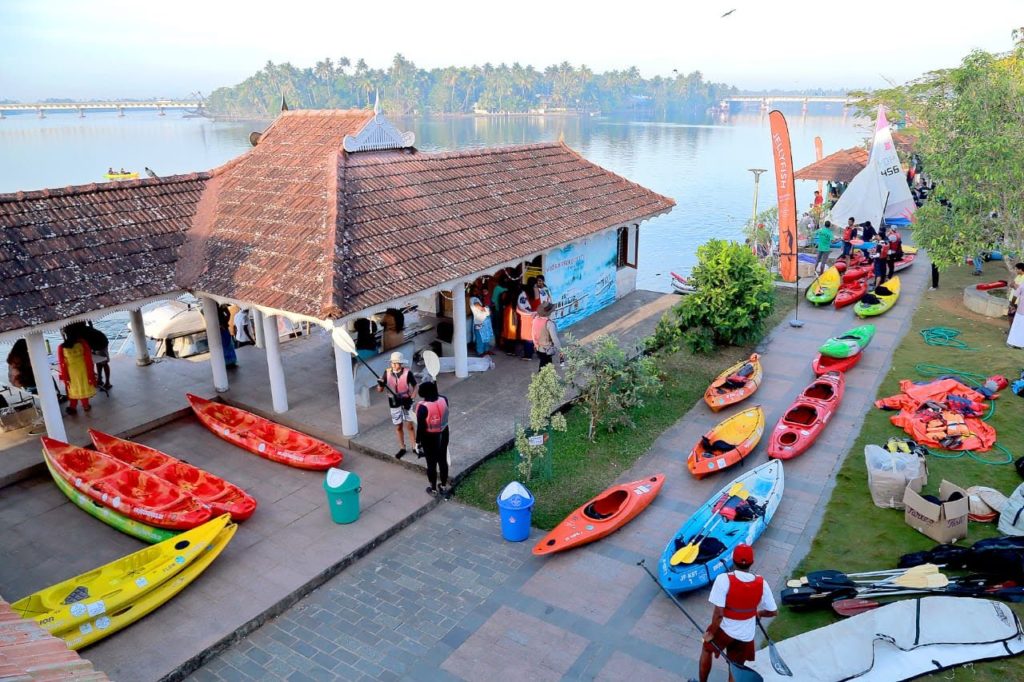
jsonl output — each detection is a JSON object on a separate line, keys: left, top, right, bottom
{"left": 189, "top": 252, "right": 930, "bottom": 682}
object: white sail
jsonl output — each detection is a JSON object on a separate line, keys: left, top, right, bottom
{"left": 830, "top": 163, "right": 887, "bottom": 229}
{"left": 870, "top": 105, "right": 916, "bottom": 224}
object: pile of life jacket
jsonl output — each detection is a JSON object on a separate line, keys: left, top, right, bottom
{"left": 876, "top": 378, "right": 997, "bottom": 452}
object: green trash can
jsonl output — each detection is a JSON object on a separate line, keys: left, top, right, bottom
{"left": 324, "top": 468, "right": 361, "bottom": 524}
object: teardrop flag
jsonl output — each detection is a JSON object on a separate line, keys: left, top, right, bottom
{"left": 769, "top": 111, "right": 798, "bottom": 282}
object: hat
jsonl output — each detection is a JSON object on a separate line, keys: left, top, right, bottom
{"left": 389, "top": 351, "right": 407, "bottom": 365}
{"left": 733, "top": 543, "right": 754, "bottom": 566}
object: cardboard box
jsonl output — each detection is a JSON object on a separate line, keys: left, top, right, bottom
{"left": 903, "top": 480, "right": 969, "bottom": 543}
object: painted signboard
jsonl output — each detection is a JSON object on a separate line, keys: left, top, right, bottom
{"left": 543, "top": 231, "right": 618, "bottom": 330}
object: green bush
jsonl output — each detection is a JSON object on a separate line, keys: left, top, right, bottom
{"left": 644, "top": 309, "right": 684, "bottom": 355}
{"left": 677, "top": 239, "right": 775, "bottom": 353}
{"left": 513, "top": 365, "right": 567, "bottom": 481}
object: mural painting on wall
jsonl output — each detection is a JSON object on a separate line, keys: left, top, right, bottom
{"left": 543, "top": 231, "right": 618, "bottom": 330}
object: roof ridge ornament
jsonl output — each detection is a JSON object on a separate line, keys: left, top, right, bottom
{"left": 342, "top": 109, "right": 415, "bottom": 153}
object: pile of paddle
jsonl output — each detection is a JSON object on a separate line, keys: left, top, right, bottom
{"left": 782, "top": 563, "right": 1024, "bottom": 616}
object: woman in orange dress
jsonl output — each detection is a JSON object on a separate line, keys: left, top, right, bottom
{"left": 58, "top": 325, "right": 96, "bottom": 414}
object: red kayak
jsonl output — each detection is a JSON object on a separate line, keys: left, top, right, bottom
{"left": 187, "top": 394, "right": 343, "bottom": 470}
{"left": 834, "top": 278, "right": 869, "bottom": 308}
{"left": 976, "top": 280, "right": 1008, "bottom": 291}
{"left": 42, "top": 438, "right": 212, "bottom": 530}
{"left": 768, "top": 371, "right": 845, "bottom": 460}
{"left": 842, "top": 264, "right": 873, "bottom": 283}
{"left": 893, "top": 253, "right": 916, "bottom": 272}
{"left": 811, "top": 352, "right": 862, "bottom": 376}
{"left": 90, "top": 429, "right": 257, "bottom": 521}
{"left": 533, "top": 475, "right": 665, "bottom": 556}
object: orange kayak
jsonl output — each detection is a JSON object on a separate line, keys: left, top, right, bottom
{"left": 89, "top": 429, "right": 257, "bottom": 521}
{"left": 532, "top": 474, "right": 665, "bottom": 556}
{"left": 688, "top": 406, "right": 765, "bottom": 478}
{"left": 704, "top": 354, "right": 762, "bottom": 412}
{"left": 186, "top": 394, "right": 342, "bottom": 470}
{"left": 42, "top": 438, "right": 212, "bottom": 530}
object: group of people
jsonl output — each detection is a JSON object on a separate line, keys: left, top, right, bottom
{"left": 814, "top": 217, "right": 904, "bottom": 288}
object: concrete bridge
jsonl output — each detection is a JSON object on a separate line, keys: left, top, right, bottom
{"left": 720, "top": 95, "right": 861, "bottom": 111}
{"left": 0, "top": 100, "right": 203, "bottom": 118}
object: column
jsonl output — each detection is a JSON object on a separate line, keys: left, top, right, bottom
{"left": 200, "top": 296, "right": 229, "bottom": 392}
{"left": 26, "top": 332, "right": 66, "bottom": 441}
{"left": 129, "top": 308, "right": 151, "bottom": 366}
{"left": 331, "top": 327, "right": 359, "bottom": 437}
{"left": 252, "top": 309, "right": 265, "bottom": 349}
{"left": 263, "top": 314, "right": 288, "bottom": 413}
{"left": 452, "top": 281, "right": 469, "bottom": 378}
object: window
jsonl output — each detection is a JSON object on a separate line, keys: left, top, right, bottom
{"left": 616, "top": 225, "right": 638, "bottom": 269}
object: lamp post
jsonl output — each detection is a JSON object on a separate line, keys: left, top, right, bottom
{"left": 748, "top": 168, "right": 767, "bottom": 225}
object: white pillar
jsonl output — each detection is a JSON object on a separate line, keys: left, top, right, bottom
{"left": 129, "top": 308, "right": 152, "bottom": 366}
{"left": 263, "top": 314, "right": 288, "bottom": 413}
{"left": 452, "top": 281, "right": 469, "bottom": 378}
{"left": 252, "top": 309, "right": 265, "bottom": 349}
{"left": 200, "top": 296, "right": 229, "bottom": 392}
{"left": 26, "top": 332, "right": 66, "bottom": 441}
{"left": 331, "top": 327, "right": 359, "bottom": 437}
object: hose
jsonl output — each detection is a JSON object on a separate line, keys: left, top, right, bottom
{"left": 919, "top": 327, "right": 977, "bottom": 351}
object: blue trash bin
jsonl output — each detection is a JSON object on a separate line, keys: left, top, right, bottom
{"left": 496, "top": 481, "right": 534, "bottom": 542}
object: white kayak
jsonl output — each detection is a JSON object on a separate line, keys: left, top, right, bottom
{"left": 671, "top": 272, "right": 697, "bottom": 295}
{"left": 749, "top": 597, "right": 1024, "bottom": 681}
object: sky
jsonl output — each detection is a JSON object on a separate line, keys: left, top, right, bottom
{"left": 0, "top": 0, "right": 1019, "bottom": 100}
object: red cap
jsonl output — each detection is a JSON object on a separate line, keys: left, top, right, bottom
{"left": 733, "top": 544, "right": 754, "bottom": 566}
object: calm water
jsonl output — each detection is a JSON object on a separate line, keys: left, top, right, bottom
{"left": 0, "top": 109, "right": 869, "bottom": 293}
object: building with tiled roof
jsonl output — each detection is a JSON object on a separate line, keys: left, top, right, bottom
{"left": 794, "top": 147, "right": 869, "bottom": 183}
{"left": 0, "top": 107, "right": 674, "bottom": 439}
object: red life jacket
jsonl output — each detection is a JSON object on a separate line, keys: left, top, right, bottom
{"left": 386, "top": 369, "right": 412, "bottom": 398}
{"left": 842, "top": 227, "right": 853, "bottom": 241}
{"left": 722, "top": 574, "right": 763, "bottom": 620}
{"left": 421, "top": 397, "right": 448, "bottom": 434}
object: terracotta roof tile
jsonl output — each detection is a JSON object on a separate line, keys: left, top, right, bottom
{"left": 794, "top": 147, "right": 869, "bottom": 183}
{"left": 0, "top": 599, "right": 110, "bottom": 680}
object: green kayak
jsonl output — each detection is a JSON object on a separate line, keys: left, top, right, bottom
{"left": 46, "top": 458, "right": 179, "bottom": 544}
{"left": 818, "top": 324, "right": 876, "bottom": 359}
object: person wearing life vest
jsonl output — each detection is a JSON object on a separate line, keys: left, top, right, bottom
{"left": 695, "top": 544, "right": 777, "bottom": 682}
{"left": 841, "top": 217, "right": 858, "bottom": 262}
{"left": 531, "top": 303, "right": 563, "bottom": 371}
{"left": 377, "top": 351, "right": 417, "bottom": 460}
{"left": 415, "top": 381, "right": 451, "bottom": 498}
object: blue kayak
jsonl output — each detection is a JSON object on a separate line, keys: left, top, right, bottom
{"left": 658, "top": 460, "right": 784, "bottom": 593}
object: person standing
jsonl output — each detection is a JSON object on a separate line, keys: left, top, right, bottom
{"left": 536, "top": 275, "right": 553, "bottom": 306}
{"left": 871, "top": 239, "right": 890, "bottom": 289}
{"left": 58, "top": 326, "right": 97, "bottom": 415}
{"left": 860, "top": 221, "right": 877, "bottom": 244}
{"left": 813, "top": 221, "right": 833, "bottom": 275}
{"left": 840, "top": 217, "right": 858, "bottom": 262}
{"left": 531, "top": 303, "right": 563, "bottom": 371}
{"left": 469, "top": 287, "right": 495, "bottom": 356}
{"left": 1008, "top": 275, "right": 1024, "bottom": 349}
{"left": 812, "top": 190, "right": 823, "bottom": 208}
{"left": 80, "top": 323, "right": 111, "bottom": 390}
{"left": 930, "top": 262, "right": 940, "bottom": 290}
{"left": 886, "top": 230, "right": 904, "bottom": 279}
{"left": 377, "top": 351, "right": 417, "bottom": 459}
{"left": 415, "top": 381, "right": 451, "bottom": 498}
{"left": 695, "top": 544, "right": 778, "bottom": 682}
{"left": 516, "top": 277, "right": 538, "bottom": 360}
{"left": 233, "top": 308, "right": 254, "bottom": 347}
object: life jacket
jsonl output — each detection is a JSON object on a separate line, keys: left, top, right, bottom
{"left": 842, "top": 227, "right": 853, "bottom": 241}
{"left": 386, "top": 369, "right": 412, "bottom": 398}
{"left": 723, "top": 574, "right": 763, "bottom": 620}
{"left": 516, "top": 307, "right": 535, "bottom": 341}
{"left": 421, "top": 397, "right": 448, "bottom": 434}
{"left": 532, "top": 316, "right": 553, "bottom": 351}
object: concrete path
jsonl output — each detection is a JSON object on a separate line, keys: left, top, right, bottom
{"left": 188, "top": 255, "right": 931, "bottom": 681}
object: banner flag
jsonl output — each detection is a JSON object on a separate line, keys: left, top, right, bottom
{"left": 769, "top": 110, "right": 798, "bottom": 282}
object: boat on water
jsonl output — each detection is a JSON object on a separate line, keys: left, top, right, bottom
{"left": 671, "top": 272, "right": 697, "bottom": 295}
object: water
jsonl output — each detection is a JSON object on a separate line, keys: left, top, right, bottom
{"left": 0, "top": 108, "right": 868, "bottom": 294}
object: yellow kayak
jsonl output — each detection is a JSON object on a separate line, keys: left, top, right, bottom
{"left": 105, "top": 172, "right": 139, "bottom": 181}
{"left": 806, "top": 266, "right": 841, "bottom": 305}
{"left": 854, "top": 276, "right": 901, "bottom": 317}
{"left": 63, "top": 520, "right": 237, "bottom": 650}
{"left": 704, "top": 353, "right": 763, "bottom": 411}
{"left": 11, "top": 514, "right": 230, "bottom": 636}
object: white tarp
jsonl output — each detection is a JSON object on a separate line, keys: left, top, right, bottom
{"left": 749, "top": 597, "right": 1024, "bottom": 681}
{"left": 830, "top": 163, "right": 888, "bottom": 229}
{"left": 870, "top": 106, "right": 917, "bottom": 224}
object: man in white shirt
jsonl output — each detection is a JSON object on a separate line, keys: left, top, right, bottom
{"left": 233, "top": 309, "right": 253, "bottom": 347}
{"left": 694, "top": 543, "right": 777, "bottom": 682}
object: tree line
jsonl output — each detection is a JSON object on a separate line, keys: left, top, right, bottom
{"left": 206, "top": 54, "right": 738, "bottom": 118}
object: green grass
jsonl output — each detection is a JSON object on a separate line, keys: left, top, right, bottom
{"left": 769, "top": 264, "right": 1024, "bottom": 681}
{"left": 455, "top": 290, "right": 788, "bottom": 530}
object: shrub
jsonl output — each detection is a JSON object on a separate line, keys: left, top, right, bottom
{"left": 677, "top": 239, "right": 775, "bottom": 353}
{"left": 514, "top": 365, "right": 567, "bottom": 481}
{"left": 644, "top": 308, "right": 684, "bottom": 356}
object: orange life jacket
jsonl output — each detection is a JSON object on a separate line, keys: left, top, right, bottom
{"left": 722, "top": 574, "right": 763, "bottom": 620}
{"left": 385, "top": 369, "right": 412, "bottom": 398}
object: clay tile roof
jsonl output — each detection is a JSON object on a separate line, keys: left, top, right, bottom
{"left": 0, "top": 173, "right": 209, "bottom": 334}
{"left": 794, "top": 147, "right": 869, "bottom": 183}
{"left": 0, "top": 598, "right": 110, "bottom": 680}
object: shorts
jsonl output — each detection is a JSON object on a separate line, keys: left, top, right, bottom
{"left": 92, "top": 350, "right": 110, "bottom": 365}
{"left": 703, "top": 629, "right": 755, "bottom": 664}
{"left": 389, "top": 406, "right": 415, "bottom": 425}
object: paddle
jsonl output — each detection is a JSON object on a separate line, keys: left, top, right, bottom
{"left": 786, "top": 564, "right": 941, "bottom": 590}
{"left": 832, "top": 598, "right": 883, "bottom": 617}
{"left": 637, "top": 560, "right": 764, "bottom": 682}
{"left": 333, "top": 331, "right": 401, "bottom": 400}
{"left": 780, "top": 585, "right": 860, "bottom": 610}
{"left": 422, "top": 350, "right": 440, "bottom": 381}
{"left": 756, "top": 618, "right": 792, "bottom": 677}
{"left": 669, "top": 484, "right": 748, "bottom": 566}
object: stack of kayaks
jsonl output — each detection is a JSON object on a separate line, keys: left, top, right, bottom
{"left": 10, "top": 514, "right": 235, "bottom": 650}
{"left": 703, "top": 354, "right": 762, "bottom": 411}
{"left": 834, "top": 277, "right": 869, "bottom": 309}
{"left": 532, "top": 475, "right": 665, "bottom": 555}
{"left": 659, "top": 460, "right": 784, "bottom": 593}
{"left": 768, "top": 371, "right": 845, "bottom": 460}
{"left": 687, "top": 406, "right": 765, "bottom": 478}
{"left": 187, "top": 394, "right": 343, "bottom": 470}
{"left": 90, "top": 429, "right": 257, "bottom": 521}
{"left": 842, "top": 262, "right": 873, "bottom": 283}
{"left": 855, "top": 277, "right": 901, "bottom": 318}
{"left": 806, "top": 266, "right": 841, "bottom": 305}
{"left": 43, "top": 438, "right": 212, "bottom": 530}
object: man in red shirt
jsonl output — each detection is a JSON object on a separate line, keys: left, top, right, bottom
{"left": 694, "top": 544, "right": 777, "bottom": 682}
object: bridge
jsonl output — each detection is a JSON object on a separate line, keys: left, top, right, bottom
{"left": 720, "top": 95, "right": 862, "bottom": 111}
{"left": 0, "top": 100, "right": 203, "bottom": 118}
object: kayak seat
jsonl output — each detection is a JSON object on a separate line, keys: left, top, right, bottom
{"left": 701, "top": 436, "right": 735, "bottom": 454}
{"left": 736, "top": 363, "right": 755, "bottom": 378}
{"left": 784, "top": 405, "right": 818, "bottom": 426}
{"left": 721, "top": 375, "right": 748, "bottom": 390}
{"left": 584, "top": 490, "right": 628, "bottom": 520}
{"left": 695, "top": 537, "right": 727, "bottom": 563}
{"left": 861, "top": 294, "right": 882, "bottom": 305}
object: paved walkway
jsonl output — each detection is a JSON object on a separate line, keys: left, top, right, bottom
{"left": 189, "top": 255, "right": 931, "bottom": 682}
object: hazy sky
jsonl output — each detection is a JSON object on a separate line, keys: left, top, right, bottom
{"left": 1, "top": 0, "right": 1018, "bottom": 100}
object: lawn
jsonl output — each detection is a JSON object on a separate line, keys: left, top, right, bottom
{"left": 769, "top": 263, "right": 1024, "bottom": 680}
{"left": 455, "top": 289, "right": 789, "bottom": 530}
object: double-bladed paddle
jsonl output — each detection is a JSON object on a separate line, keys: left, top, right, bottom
{"left": 670, "top": 483, "right": 748, "bottom": 566}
